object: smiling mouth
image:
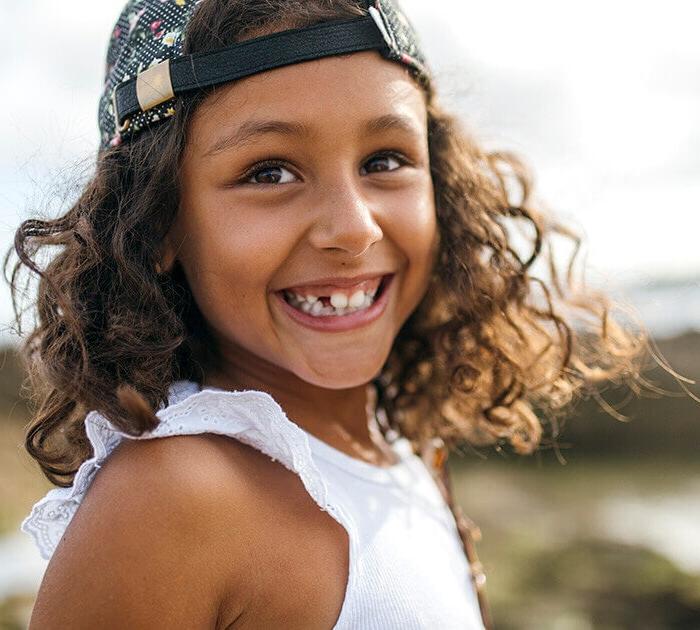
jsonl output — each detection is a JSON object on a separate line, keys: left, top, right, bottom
{"left": 280, "top": 274, "right": 392, "bottom": 318}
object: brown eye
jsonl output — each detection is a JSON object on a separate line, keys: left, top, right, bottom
{"left": 242, "top": 161, "right": 298, "bottom": 185}
{"left": 361, "top": 151, "right": 408, "bottom": 175}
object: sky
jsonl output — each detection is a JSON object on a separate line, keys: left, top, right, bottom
{"left": 1, "top": 0, "right": 699, "bottom": 339}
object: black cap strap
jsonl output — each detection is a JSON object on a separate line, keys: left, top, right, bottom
{"left": 113, "top": 14, "right": 391, "bottom": 129}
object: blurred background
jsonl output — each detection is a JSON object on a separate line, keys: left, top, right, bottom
{"left": 1, "top": 0, "right": 699, "bottom": 628}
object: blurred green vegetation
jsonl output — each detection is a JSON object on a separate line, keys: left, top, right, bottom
{"left": 1, "top": 333, "right": 699, "bottom": 628}
{"left": 451, "top": 454, "right": 700, "bottom": 629}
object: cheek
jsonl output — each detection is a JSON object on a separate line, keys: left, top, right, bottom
{"left": 387, "top": 184, "right": 438, "bottom": 326}
{"left": 174, "top": 205, "right": 295, "bottom": 334}
{"left": 390, "top": 181, "right": 438, "bottom": 281}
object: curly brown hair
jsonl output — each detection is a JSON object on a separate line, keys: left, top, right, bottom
{"left": 6, "top": 0, "right": 648, "bottom": 489}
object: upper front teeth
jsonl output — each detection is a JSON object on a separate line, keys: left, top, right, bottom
{"left": 288, "top": 287, "right": 378, "bottom": 306}
{"left": 330, "top": 291, "right": 366, "bottom": 309}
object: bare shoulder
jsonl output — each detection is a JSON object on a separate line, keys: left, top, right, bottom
{"left": 29, "top": 433, "right": 261, "bottom": 630}
{"left": 30, "top": 431, "right": 351, "bottom": 629}
{"left": 103, "top": 434, "right": 352, "bottom": 630}
{"left": 197, "top": 436, "right": 352, "bottom": 630}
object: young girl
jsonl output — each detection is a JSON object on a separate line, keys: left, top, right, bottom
{"left": 9, "top": 0, "right": 646, "bottom": 628}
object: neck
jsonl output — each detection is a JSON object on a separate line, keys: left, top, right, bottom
{"left": 199, "top": 339, "right": 391, "bottom": 461}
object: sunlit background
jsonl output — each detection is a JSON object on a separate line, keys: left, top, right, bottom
{"left": 1, "top": 1, "right": 699, "bottom": 628}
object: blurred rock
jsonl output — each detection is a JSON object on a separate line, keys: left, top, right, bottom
{"left": 492, "top": 538, "right": 700, "bottom": 630}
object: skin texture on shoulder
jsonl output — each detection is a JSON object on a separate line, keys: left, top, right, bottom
{"left": 212, "top": 434, "right": 351, "bottom": 629}
{"left": 28, "top": 434, "right": 254, "bottom": 629}
{"left": 28, "top": 433, "right": 350, "bottom": 630}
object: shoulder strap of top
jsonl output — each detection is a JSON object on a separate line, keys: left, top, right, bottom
{"left": 21, "top": 382, "right": 336, "bottom": 561}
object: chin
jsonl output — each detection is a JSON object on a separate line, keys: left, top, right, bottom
{"left": 299, "top": 361, "right": 386, "bottom": 390}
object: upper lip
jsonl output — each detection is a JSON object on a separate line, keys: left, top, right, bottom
{"left": 278, "top": 272, "right": 393, "bottom": 291}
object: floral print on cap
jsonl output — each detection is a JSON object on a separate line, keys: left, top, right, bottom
{"left": 98, "top": 0, "right": 200, "bottom": 149}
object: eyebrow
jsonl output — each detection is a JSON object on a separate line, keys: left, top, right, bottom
{"left": 366, "top": 114, "right": 423, "bottom": 137}
{"left": 203, "top": 113, "right": 423, "bottom": 157}
{"left": 204, "top": 120, "right": 307, "bottom": 157}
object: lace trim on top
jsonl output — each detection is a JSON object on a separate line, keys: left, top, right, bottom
{"left": 20, "top": 380, "right": 346, "bottom": 561}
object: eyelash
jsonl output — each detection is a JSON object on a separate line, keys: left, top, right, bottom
{"left": 238, "top": 150, "right": 411, "bottom": 186}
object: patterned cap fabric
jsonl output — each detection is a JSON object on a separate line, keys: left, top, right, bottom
{"left": 98, "top": 0, "right": 431, "bottom": 150}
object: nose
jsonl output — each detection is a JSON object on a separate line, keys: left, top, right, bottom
{"left": 308, "top": 176, "right": 384, "bottom": 257}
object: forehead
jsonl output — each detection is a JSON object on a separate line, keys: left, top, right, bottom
{"left": 187, "top": 50, "right": 427, "bottom": 152}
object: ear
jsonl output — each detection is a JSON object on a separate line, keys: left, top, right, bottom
{"left": 156, "top": 232, "right": 178, "bottom": 275}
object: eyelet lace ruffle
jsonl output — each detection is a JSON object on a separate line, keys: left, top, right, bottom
{"left": 20, "top": 381, "right": 334, "bottom": 561}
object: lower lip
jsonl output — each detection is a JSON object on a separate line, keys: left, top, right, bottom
{"left": 273, "top": 274, "right": 395, "bottom": 333}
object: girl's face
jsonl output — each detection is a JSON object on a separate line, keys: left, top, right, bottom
{"left": 166, "top": 50, "right": 438, "bottom": 390}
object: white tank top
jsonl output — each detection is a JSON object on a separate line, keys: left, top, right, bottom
{"left": 22, "top": 380, "right": 485, "bottom": 629}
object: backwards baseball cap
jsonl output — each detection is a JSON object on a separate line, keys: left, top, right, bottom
{"left": 99, "top": 0, "right": 431, "bottom": 149}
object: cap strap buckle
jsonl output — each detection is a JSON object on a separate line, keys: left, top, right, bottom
{"left": 136, "top": 59, "right": 175, "bottom": 113}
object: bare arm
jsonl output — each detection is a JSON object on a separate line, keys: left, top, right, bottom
{"left": 28, "top": 435, "right": 254, "bottom": 629}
